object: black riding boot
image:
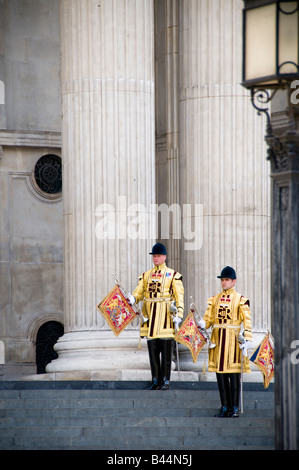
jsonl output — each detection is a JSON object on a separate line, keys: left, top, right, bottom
{"left": 159, "top": 339, "right": 174, "bottom": 390}
{"left": 229, "top": 373, "right": 240, "bottom": 417}
{"left": 215, "top": 373, "right": 231, "bottom": 417}
{"left": 145, "top": 339, "right": 161, "bottom": 390}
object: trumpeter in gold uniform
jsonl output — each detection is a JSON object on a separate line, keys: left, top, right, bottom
{"left": 200, "top": 266, "right": 252, "bottom": 417}
{"left": 129, "top": 243, "right": 184, "bottom": 390}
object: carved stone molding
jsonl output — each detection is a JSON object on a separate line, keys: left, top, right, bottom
{"left": 266, "top": 135, "right": 288, "bottom": 172}
{"left": 266, "top": 134, "right": 299, "bottom": 174}
{"left": 9, "top": 171, "right": 62, "bottom": 204}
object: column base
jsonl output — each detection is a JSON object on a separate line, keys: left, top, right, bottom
{"left": 22, "top": 369, "right": 199, "bottom": 382}
{"left": 44, "top": 330, "right": 149, "bottom": 374}
{"left": 23, "top": 329, "right": 200, "bottom": 381}
{"left": 22, "top": 330, "right": 267, "bottom": 383}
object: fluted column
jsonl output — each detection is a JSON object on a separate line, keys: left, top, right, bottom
{"left": 178, "top": 0, "right": 271, "bottom": 373}
{"left": 47, "top": 0, "right": 155, "bottom": 378}
{"left": 155, "top": 0, "right": 181, "bottom": 270}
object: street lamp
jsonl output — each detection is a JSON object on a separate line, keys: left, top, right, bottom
{"left": 243, "top": 0, "right": 299, "bottom": 89}
{"left": 242, "top": 0, "right": 299, "bottom": 126}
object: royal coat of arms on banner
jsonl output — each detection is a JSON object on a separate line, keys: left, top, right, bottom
{"left": 175, "top": 311, "right": 207, "bottom": 363}
{"left": 250, "top": 332, "right": 274, "bottom": 389}
{"left": 97, "top": 284, "right": 138, "bottom": 336}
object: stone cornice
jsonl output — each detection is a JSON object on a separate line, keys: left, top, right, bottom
{"left": 0, "top": 130, "right": 61, "bottom": 148}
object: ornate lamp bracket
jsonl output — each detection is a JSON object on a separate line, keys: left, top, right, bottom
{"left": 250, "top": 88, "right": 278, "bottom": 137}
{"left": 250, "top": 87, "right": 290, "bottom": 171}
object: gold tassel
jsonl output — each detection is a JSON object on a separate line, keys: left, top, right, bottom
{"left": 138, "top": 337, "right": 142, "bottom": 350}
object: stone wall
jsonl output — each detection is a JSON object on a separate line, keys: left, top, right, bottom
{"left": 0, "top": 0, "right": 63, "bottom": 378}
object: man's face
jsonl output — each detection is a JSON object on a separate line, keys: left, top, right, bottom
{"left": 153, "top": 254, "right": 166, "bottom": 266}
{"left": 221, "top": 277, "right": 236, "bottom": 291}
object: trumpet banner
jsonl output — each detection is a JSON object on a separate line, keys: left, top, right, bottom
{"left": 175, "top": 311, "right": 207, "bottom": 363}
{"left": 250, "top": 333, "right": 274, "bottom": 389}
{"left": 97, "top": 285, "right": 138, "bottom": 336}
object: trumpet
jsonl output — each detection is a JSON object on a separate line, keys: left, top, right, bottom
{"left": 189, "top": 296, "right": 216, "bottom": 349}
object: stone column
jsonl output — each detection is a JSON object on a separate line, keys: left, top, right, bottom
{"left": 178, "top": 0, "right": 271, "bottom": 374}
{"left": 47, "top": 0, "right": 156, "bottom": 379}
{"left": 155, "top": 0, "right": 181, "bottom": 271}
{"left": 267, "top": 91, "right": 299, "bottom": 450}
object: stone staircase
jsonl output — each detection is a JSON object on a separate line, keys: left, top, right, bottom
{"left": 0, "top": 381, "right": 275, "bottom": 450}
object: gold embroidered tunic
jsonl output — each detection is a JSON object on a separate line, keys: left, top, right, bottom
{"left": 132, "top": 263, "right": 184, "bottom": 339}
{"left": 203, "top": 288, "right": 252, "bottom": 373}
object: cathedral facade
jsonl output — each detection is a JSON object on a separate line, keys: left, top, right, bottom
{"left": 0, "top": 0, "right": 270, "bottom": 380}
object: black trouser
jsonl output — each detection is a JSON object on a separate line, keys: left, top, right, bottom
{"left": 147, "top": 338, "right": 174, "bottom": 383}
{"left": 216, "top": 372, "right": 241, "bottom": 409}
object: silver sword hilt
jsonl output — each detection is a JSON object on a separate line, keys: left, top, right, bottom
{"left": 190, "top": 296, "right": 216, "bottom": 349}
{"left": 112, "top": 273, "right": 142, "bottom": 316}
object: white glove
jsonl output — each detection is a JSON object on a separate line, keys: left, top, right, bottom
{"left": 173, "top": 316, "right": 182, "bottom": 326}
{"left": 127, "top": 293, "right": 135, "bottom": 305}
{"left": 198, "top": 319, "right": 206, "bottom": 329}
{"left": 142, "top": 315, "right": 148, "bottom": 323}
{"left": 240, "top": 340, "right": 251, "bottom": 356}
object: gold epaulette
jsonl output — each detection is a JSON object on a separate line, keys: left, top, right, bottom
{"left": 174, "top": 272, "right": 183, "bottom": 280}
{"left": 240, "top": 296, "right": 250, "bottom": 306}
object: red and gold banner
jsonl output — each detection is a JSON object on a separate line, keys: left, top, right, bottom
{"left": 175, "top": 311, "right": 207, "bottom": 363}
{"left": 97, "top": 285, "right": 138, "bottom": 336}
{"left": 250, "top": 332, "right": 274, "bottom": 388}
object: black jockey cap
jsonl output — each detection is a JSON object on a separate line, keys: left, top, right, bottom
{"left": 149, "top": 243, "right": 167, "bottom": 255}
{"left": 217, "top": 266, "right": 236, "bottom": 280}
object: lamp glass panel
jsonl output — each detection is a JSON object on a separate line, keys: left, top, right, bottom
{"left": 279, "top": 2, "right": 298, "bottom": 74}
{"left": 245, "top": 4, "right": 276, "bottom": 81}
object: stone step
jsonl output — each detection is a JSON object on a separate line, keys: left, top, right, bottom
{"left": 0, "top": 381, "right": 275, "bottom": 450}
